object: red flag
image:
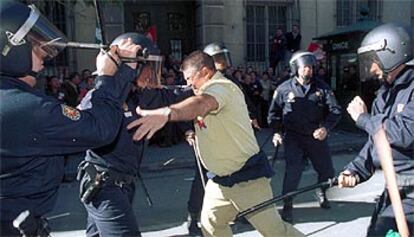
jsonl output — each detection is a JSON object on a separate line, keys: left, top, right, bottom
{"left": 307, "top": 42, "right": 319, "bottom": 52}
{"left": 146, "top": 25, "right": 157, "bottom": 43}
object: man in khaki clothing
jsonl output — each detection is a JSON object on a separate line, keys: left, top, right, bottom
{"left": 128, "top": 50, "right": 304, "bottom": 237}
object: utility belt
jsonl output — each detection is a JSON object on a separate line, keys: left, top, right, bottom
{"left": 77, "top": 159, "right": 135, "bottom": 204}
{"left": 212, "top": 151, "right": 274, "bottom": 187}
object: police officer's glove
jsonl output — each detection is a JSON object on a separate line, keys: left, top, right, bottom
{"left": 338, "top": 170, "right": 360, "bottom": 188}
{"left": 272, "top": 133, "right": 283, "bottom": 147}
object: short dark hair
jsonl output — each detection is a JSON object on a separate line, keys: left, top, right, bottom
{"left": 180, "top": 50, "right": 215, "bottom": 72}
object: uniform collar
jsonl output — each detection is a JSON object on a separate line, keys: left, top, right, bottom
{"left": 391, "top": 67, "right": 414, "bottom": 87}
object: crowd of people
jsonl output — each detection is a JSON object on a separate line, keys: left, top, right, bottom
{"left": 1, "top": 1, "right": 413, "bottom": 237}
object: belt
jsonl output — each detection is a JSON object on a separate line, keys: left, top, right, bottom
{"left": 79, "top": 151, "right": 136, "bottom": 188}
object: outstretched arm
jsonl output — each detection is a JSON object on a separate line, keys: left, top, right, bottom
{"left": 127, "top": 94, "right": 218, "bottom": 141}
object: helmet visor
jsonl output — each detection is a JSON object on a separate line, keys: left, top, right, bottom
{"left": 358, "top": 51, "right": 383, "bottom": 81}
{"left": 26, "top": 6, "right": 68, "bottom": 60}
{"left": 136, "top": 58, "right": 163, "bottom": 88}
{"left": 295, "top": 54, "right": 316, "bottom": 68}
{"left": 213, "top": 51, "right": 232, "bottom": 68}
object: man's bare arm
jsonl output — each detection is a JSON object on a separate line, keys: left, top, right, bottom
{"left": 169, "top": 94, "right": 219, "bottom": 121}
{"left": 128, "top": 94, "right": 218, "bottom": 141}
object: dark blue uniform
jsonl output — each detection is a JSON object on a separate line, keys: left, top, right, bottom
{"left": 80, "top": 86, "right": 193, "bottom": 237}
{"left": 268, "top": 77, "right": 341, "bottom": 196}
{"left": 0, "top": 65, "right": 135, "bottom": 235}
{"left": 345, "top": 68, "right": 414, "bottom": 236}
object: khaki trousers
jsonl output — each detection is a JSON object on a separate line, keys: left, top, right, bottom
{"left": 201, "top": 177, "right": 305, "bottom": 237}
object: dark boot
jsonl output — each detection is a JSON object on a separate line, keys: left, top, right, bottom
{"left": 315, "top": 188, "right": 330, "bottom": 209}
{"left": 187, "top": 212, "right": 202, "bottom": 236}
{"left": 281, "top": 199, "right": 293, "bottom": 223}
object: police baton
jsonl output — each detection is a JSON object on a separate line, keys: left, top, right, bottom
{"left": 188, "top": 135, "right": 206, "bottom": 189}
{"left": 271, "top": 144, "right": 279, "bottom": 168}
{"left": 236, "top": 177, "right": 338, "bottom": 220}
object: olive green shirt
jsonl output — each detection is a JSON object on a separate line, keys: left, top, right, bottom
{"left": 195, "top": 72, "right": 259, "bottom": 176}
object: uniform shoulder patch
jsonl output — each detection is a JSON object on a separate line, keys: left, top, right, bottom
{"left": 61, "top": 104, "right": 81, "bottom": 121}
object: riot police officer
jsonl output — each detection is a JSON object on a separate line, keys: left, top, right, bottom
{"left": 268, "top": 51, "right": 342, "bottom": 222}
{"left": 338, "top": 23, "right": 414, "bottom": 236}
{"left": 78, "top": 33, "right": 194, "bottom": 237}
{"left": 0, "top": 1, "right": 140, "bottom": 235}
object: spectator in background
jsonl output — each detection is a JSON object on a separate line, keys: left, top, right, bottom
{"left": 316, "top": 67, "right": 330, "bottom": 85}
{"left": 275, "top": 66, "right": 291, "bottom": 88}
{"left": 79, "top": 69, "right": 92, "bottom": 96}
{"left": 259, "top": 72, "right": 273, "bottom": 127}
{"left": 285, "top": 24, "right": 302, "bottom": 62}
{"left": 270, "top": 28, "right": 287, "bottom": 73}
{"left": 45, "top": 75, "right": 65, "bottom": 102}
{"left": 79, "top": 75, "right": 95, "bottom": 99}
{"left": 62, "top": 72, "right": 81, "bottom": 107}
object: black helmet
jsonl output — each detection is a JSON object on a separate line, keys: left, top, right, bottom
{"left": 111, "top": 32, "right": 163, "bottom": 86}
{"left": 203, "top": 42, "right": 232, "bottom": 70}
{"left": 289, "top": 51, "right": 317, "bottom": 77}
{"left": 0, "top": 0, "right": 67, "bottom": 77}
{"left": 358, "top": 23, "right": 413, "bottom": 81}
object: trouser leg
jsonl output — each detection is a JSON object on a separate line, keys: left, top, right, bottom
{"left": 228, "top": 178, "right": 305, "bottom": 237}
{"left": 282, "top": 133, "right": 306, "bottom": 196}
{"left": 84, "top": 183, "right": 140, "bottom": 237}
{"left": 305, "top": 138, "right": 334, "bottom": 209}
{"left": 200, "top": 180, "right": 237, "bottom": 237}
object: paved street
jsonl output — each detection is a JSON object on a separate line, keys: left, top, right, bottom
{"left": 48, "top": 128, "right": 385, "bottom": 237}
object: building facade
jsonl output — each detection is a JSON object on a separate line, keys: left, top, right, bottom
{"left": 33, "top": 0, "right": 412, "bottom": 81}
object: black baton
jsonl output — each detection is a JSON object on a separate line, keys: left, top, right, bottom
{"left": 236, "top": 177, "right": 338, "bottom": 220}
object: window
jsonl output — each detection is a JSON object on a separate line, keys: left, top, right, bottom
{"left": 170, "top": 39, "right": 182, "bottom": 61}
{"left": 246, "top": 5, "right": 265, "bottom": 62}
{"left": 336, "top": 0, "right": 354, "bottom": 27}
{"left": 246, "top": 4, "right": 288, "bottom": 67}
{"left": 336, "top": 0, "right": 381, "bottom": 27}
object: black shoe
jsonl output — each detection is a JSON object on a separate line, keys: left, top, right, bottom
{"left": 188, "top": 220, "right": 202, "bottom": 236}
{"left": 281, "top": 202, "right": 293, "bottom": 223}
{"left": 187, "top": 212, "right": 202, "bottom": 236}
{"left": 315, "top": 189, "right": 330, "bottom": 209}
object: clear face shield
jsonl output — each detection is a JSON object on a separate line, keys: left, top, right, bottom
{"left": 212, "top": 51, "right": 232, "bottom": 70}
{"left": 135, "top": 55, "right": 163, "bottom": 88}
{"left": 357, "top": 51, "right": 384, "bottom": 82}
{"left": 4, "top": 5, "right": 68, "bottom": 60}
{"left": 295, "top": 55, "right": 316, "bottom": 81}
{"left": 357, "top": 39, "right": 387, "bottom": 82}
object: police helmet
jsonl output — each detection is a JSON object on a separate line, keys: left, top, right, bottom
{"left": 0, "top": 0, "right": 68, "bottom": 77}
{"left": 111, "top": 32, "right": 163, "bottom": 86}
{"left": 357, "top": 23, "right": 413, "bottom": 81}
{"left": 289, "top": 51, "right": 317, "bottom": 77}
{"left": 203, "top": 42, "right": 232, "bottom": 70}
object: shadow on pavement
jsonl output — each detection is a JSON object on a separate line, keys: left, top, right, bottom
{"left": 289, "top": 201, "right": 374, "bottom": 224}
